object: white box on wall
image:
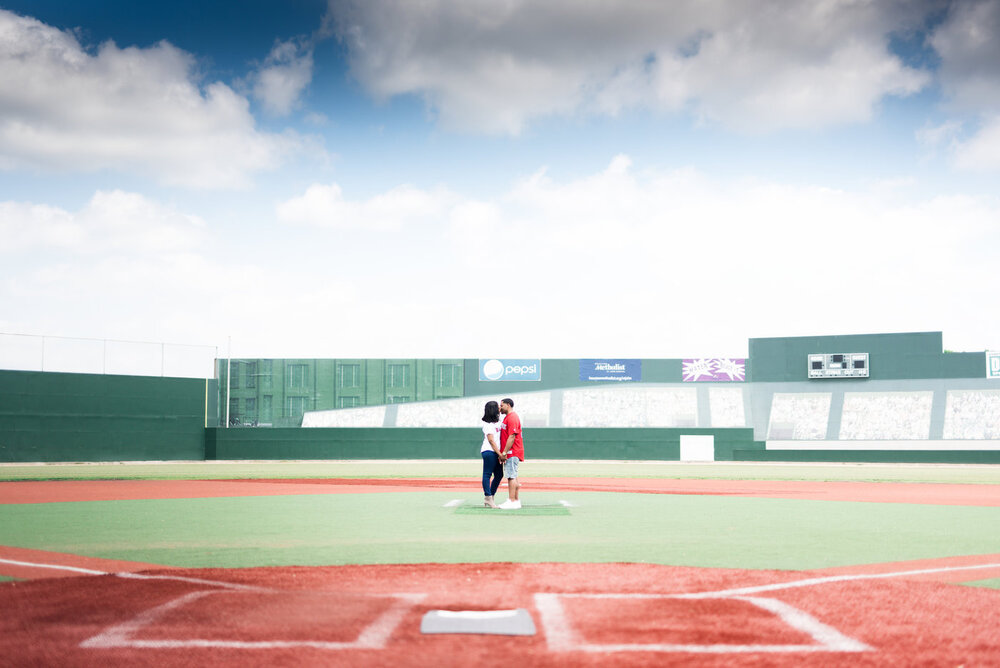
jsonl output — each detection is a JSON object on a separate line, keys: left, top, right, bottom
{"left": 680, "top": 435, "right": 715, "bottom": 461}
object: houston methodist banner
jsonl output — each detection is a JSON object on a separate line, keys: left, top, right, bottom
{"left": 479, "top": 359, "right": 541, "bottom": 381}
{"left": 682, "top": 358, "right": 746, "bottom": 382}
{"left": 579, "top": 359, "right": 641, "bottom": 382}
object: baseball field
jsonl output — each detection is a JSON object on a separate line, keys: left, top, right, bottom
{"left": 2, "top": 459, "right": 999, "bottom": 666}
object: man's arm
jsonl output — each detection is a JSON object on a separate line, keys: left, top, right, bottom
{"left": 502, "top": 414, "right": 520, "bottom": 456}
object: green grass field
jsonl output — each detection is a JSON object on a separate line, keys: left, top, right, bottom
{"left": 2, "top": 487, "right": 999, "bottom": 583}
{"left": 2, "top": 460, "right": 999, "bottom": 590}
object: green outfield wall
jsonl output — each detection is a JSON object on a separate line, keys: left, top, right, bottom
{"left": 3, "top": 331, "right": 998, "bottom": 464}
{"left": 207, "top": 427, "right": 764, "bottom": 461}
{"left": 0, "top": 369, "right": 208, "bottom": 462}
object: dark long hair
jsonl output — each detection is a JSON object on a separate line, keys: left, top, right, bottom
{"left": 482, "top": 400, "right": 500, "bottom": 423}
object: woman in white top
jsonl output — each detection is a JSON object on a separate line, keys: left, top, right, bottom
{"left": 480, "top": 400, "right": 504, "bottom": 508}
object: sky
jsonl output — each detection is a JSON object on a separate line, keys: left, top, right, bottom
{"left": 1, "top": 0, "right": 999, "bottom": 362}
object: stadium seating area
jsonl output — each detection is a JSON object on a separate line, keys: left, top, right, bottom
{"left": 839, "top": 391, "right": 933, "bottom": 440}
{"left": 561, "top": 387, "right": 697, "bottom": 427}
{"left": 301, "top": 405, "right": 386, "bottom": 428}
{"left": 303, "top": 384, "right": 1000, "bottom": 446}
{"left": 708, "top": 387, "right": 745, "bottom": 428}
{"left": 943, "top": 390, "right": 1000, "bottom": 439}
{"left": 396, "top": 397, "right": 492, "bottom": 428}
{"left": 304, "top": 385, "right": 707, "bottom": 428}
{"left": 767, "top": 393, "right": 831, "bottom": 440}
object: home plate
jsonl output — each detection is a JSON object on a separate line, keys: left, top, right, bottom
{"left": 420, "top": 608, "right": 536, "bottom": 635}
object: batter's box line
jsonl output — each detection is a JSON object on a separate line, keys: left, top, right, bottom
{"left": 80, "top": 591, "right": 427, "bottom": 651}
{"left": 533, "top": 592, "right": 871, "bottom": 654}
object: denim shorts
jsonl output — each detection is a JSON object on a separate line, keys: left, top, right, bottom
{"left": 503, "top": 456, "right": 520, "bottom": 479}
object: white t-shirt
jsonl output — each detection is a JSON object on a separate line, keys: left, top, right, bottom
{"left": 481, "top": 420, "right": 501, "bottom": 453}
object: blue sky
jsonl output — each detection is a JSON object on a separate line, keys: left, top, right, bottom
{"left": 1, "top": 0, "right": 998, "bottom": 361}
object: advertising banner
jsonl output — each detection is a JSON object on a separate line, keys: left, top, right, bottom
{"left": 988, "top": 352, "right": 1000, "bottom": 380}
{"left": 579, "top": 359, "right": 641, "bottom": 382}
{"left": 682, "top": 358, "right": 746, "bottom": 382}
{"left": 479, "top": 358, "right": 541, "bottom": 382}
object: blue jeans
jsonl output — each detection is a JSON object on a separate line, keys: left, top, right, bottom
{"left": 481, "top": 451, "right": 504, "bottom": 496}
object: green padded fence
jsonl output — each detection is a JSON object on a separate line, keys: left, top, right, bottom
{"left": 0, "top": 370, "right": 208, "bottom": 462}
{"left": 207, "top": 427, "right": 763, "bottom": 461}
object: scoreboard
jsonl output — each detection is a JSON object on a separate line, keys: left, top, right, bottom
{"left": 808, "top": 352, "right": 869, "bottom": 379}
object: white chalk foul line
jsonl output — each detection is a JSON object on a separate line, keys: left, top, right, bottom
{"left": 116, "top": 572, "right": 269, "bottom": 592}
{"left": 81, "top": 591, "right": 426, "bottom": 651}
{"left": 0, "top": 558, "right": 107, "bottom": 576}
{"left": 81, "top": 590, "right": 215, "bottom": 649}
{"left": 549, "top": 562, "right": 1000, "bottom": 601}
{"left": 737, "top": 595, "right": 870, "bottom": 652}
{"left": 535, "top": 561, "right": 1000, "bottom": 654}
{"left": 675, "top": 562, "right": 1000, "bottom": 600}
{"left": 0, "top": 557, "right": 271, "bottom": 592}
{"left": 12, "top": 554, "right": 999, "bottom": 655}
{"left": 444, "top": 499, "right": 464, "bottom": 507}
{"left": 535, "top": 592, "right": 870, "bottom": 654}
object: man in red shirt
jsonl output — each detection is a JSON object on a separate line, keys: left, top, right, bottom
{"left": 498, "top": 398, "right": 524, "bottom": 509}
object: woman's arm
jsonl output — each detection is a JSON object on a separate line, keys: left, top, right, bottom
{"left": 487, "top": 433, "right": 501, "bottom": 455}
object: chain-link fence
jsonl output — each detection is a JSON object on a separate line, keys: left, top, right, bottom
{"left": 0, "top": 333, "right": 217, "bottom": 379}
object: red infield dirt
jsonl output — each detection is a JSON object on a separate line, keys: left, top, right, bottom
{"left": 2, "top": 561, "right": 1000, "bottom": 667}
{"left": 3, "top": 476, "right": 999, "bottom": 505}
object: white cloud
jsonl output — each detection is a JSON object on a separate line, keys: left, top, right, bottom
{"left": 5, "top": 162, "right": 999, "bottom": 359}
{"left": 952, "top": 115, "right": 1000, "bottom": 171}
{"left": 930, "top": 0, "right": 1000, "bottom": 112}
{"left": 916, "top": 120, "right": 964, "bottom": 151}
{"left": 276, "top": 182, "right": 454, "bottom": 228}
{"left": 0, "top": 190, "right": 204, "bottom": 254}
{"left": 0, "top": 190, "right": 360, "bottom": 352}
{"left": 0, "top": 9, "right": 298, "bottom": 188}
{"left": 926, "top": 0, "right": 1000, "bottom": 171}
{"left": 917, "top": 117, "right": 1000, "bottom": 174}
{"left": 0, "top": 191, "right": 218, "bottom": 344}
{"left": 250, "top": 39, "right": 314, "bottom": 116}
{"left": 271, "top": 156, "right": 1000, "bottom": 356}
{"left": 326, "top": 0, "right": 930, "bottom": 134}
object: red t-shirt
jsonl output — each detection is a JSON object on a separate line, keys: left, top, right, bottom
{"left": 500, "top": 411, "right": 524, "bottom": 460}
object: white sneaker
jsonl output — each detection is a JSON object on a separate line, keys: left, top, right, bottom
{"left": 498, "top": 500, "right": 516, "bottom": 509}
{"left": 510, "top": 500, "right": 521, "bottom": 509}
